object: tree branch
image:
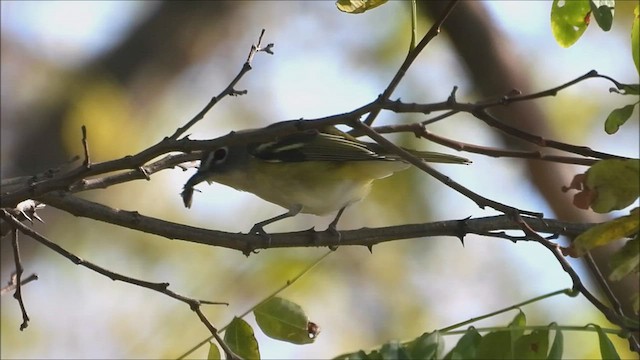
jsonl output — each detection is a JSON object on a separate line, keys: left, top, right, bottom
{"left": 0, "top": 209, "right": 237, "bottom": 358}
{"left": 38, "top": 191, "right": 593, "bottom": 252}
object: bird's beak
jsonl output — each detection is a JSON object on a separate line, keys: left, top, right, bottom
{"left": 181, "top": 171, "right": 208, "bottom": 208}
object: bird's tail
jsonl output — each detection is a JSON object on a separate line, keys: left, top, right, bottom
{"left": 404, "top": 149, "right": 471, "bottom": 164}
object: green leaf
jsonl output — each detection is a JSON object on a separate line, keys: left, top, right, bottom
{"left": 406, "top": 331, "right": 444, "bottom": 360}
{"left": 586, "top": 159, "right": 640, "bottom": 213}
{"left": 336, "top": 0, "right": 388, "bottom": 14}
{"left": 513, "top": 329, "right": 549, "bottom": 360}
{"left": 224, "top": 317, "right": 260, "bottom": 360}
{"left": 547, "top": 323, "right": 564, "bottom": 360}
{"left": 632, "top": 292, "right": 639, "bottom": 314}
{"left": 334, "top": 342, "right": 408, "bottom": 360}
{"left": 605, "top": 104, "right": 637, "bottom": 134}
{"left": 633, "top": 5, "right": 639, "bottom": 75}
{"left": 207, "top": 342, "right": 221, "bottom": 360}
{"left": 333, "top": 350, "right": 374, "bottom": 360}
{"left": 379, "top": 341, "right": 411, "bottom": 360}
{"left": 609, "top": 235, "right": 640, "bottom": 281}
{"left": 508, "top": 311, "right": 527, "bottom": 343}
{"left": 254, "top": 296, "right": 315, "bottom": 344}
{"left": 571, "top": 209, "right": 639, "bottom": 257}
{"left": 476, "top": 331, "right": 513, "bottom": 359}
{"left": 551, "top": 0, "right": 592, "bottom": 47}
{"left": 443, "top": 327, "right": 482, "bottom": 360}
{"left": 590, "top": 0, "right": 615, "bottom": 31}
{"left": 592, "top": 324, "right": 621, "bottom": 360}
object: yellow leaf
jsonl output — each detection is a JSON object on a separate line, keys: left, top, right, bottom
{"left": 570, "top": 209, "right": 639, "bottom": 257}
{"left": 336, "top": 0, "right": 388, "bottom": 14}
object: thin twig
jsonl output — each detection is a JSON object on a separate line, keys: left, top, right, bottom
{"left": 362, "top": 0, "right": 460, "bottom": 126}
{"left": 170, "top": 29, "right": 274, "bottom": 140}
{"left": 177, "top": 251, "right": 333, "bottom": 359}
{"left": 81, "top": 125, "right": 91, "bottom": 168}
{"left": 472, "top": 109, "right": 626, "bottom": 160}
{"left": 438, "top": 288, "right": 572, "bottom": 332}
{"left": 352, "top": 120, "right": 543, "bottom": 219}
{"left": 1, "top": 272, "right": 38, "bottom": 296}
{"left": 367, "top": 123, "right": 599, "bottom": 166}
{"left": 10, "top": 229, "right": 30, "bottom": 330}
{"left": 517, "top": 219, "right": 639, "bottom": 344}
{"left": 0, "top": 210, "right": 235, "bottom": 357}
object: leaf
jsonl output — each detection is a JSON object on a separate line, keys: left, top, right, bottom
{"left": 379, "top": 341, "right": 412, "bottom": 360}
{"left": 569, "top": 209, "right": 639, "bottom": 257}
{"left": 333, "top": 342, "right": 407, "bottom": 360}
{"left": 333, "top": 350, "right": 373, "bottom": 360}
{"left": 592, "top": 324, "right": 621, "bottom": 360}
{"left": 406, "top": 331, "right": 444, "bottom": 360}
{"left": 508, "top": 310, "right": 527, "bottom": 343}
{"left": 609, "top": 235, "right": 640, "bottom": 281}
{"left": 207, "top": 342, "right": 221, "bottom": 360}
{"left": 254, "top": 297, "right": 316, "bottom": 344}
{"left": 547, "top": 323, "right": 564, "bottom": 360}
{"left": 633, "top": 4, "right": 639, "bottom": 75}
{"left": 551, "top": 0, "right": 592, "bottom": 47}
{"left": 513, "top": 329, "right": 549, "bottom": 360}
{"left": 443, "top": 327, "right": 482, "bottom": 360}
{"left": 632, "top": 292, "right": 639, "bottom": 314}
{"left": 476, "top": 331, "right": 513, "bottom": 359}
{"left": 336, "top": 0, "right": 388, "bottom": 14}
{"left": 585, "top": 159, "right": 640, "bottom": 213}
{"left": 224, "top": 317, "right": 260, "bottom": 360}
{"left": 589, "top": 0, "right": 615, "bottom": 31}
{"left": 605, "top": 104, "right": 637, "bottom": 134}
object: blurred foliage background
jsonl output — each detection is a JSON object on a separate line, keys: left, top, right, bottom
{"left": 1, "top": 1, "right": 638, "bottom": 359}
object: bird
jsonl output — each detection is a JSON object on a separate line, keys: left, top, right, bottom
{"left": 181, "top": 125, "right": 470, "bottom": 238}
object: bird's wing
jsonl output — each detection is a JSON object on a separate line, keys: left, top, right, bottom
{"left": 249, "top": 130, "right": 386, "bottom": 162}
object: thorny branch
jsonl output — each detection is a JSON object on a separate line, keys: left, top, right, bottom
{"left": 1, "top": 7, "right": 638, "bottom": 356}
{"left": 0, "top": 209, "right": 237, "bottom": 359}
{"left": 362, "top": 0, "right": 460, "bottom": 126}
{"left": 35, "top": 191, "right": 596, "bottom": 251}
{"left": 169, "top": 28, "right": 274, "bottom": 141}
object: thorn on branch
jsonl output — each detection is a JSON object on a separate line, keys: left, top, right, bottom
{"left": 456, "top": 216, "right": 471, "bottom": 246}
{"left": 500, "top": 89, "right": 522, "bottom": 105}
{"left": 81, "top": 125, "right": 91, "bottom": 169}
{"left": 447, "top": 86, "right": 458, "bottom": 105}
{"left": 229, "top": 89, "right": 248, "bottom": 97}
{"left": 200, "top": 299, "right": 230, "bottom": 306}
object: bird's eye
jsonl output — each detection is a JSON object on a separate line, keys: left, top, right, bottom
{"left": 213, "top": 147, "right": 228, "bottom": 162}
{"left": 201, "top": 147, "right": 229, "bottom": 169}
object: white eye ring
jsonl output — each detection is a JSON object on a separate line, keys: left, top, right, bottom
{"left": 202, "top": 147, "right": 228, "bottom": 168}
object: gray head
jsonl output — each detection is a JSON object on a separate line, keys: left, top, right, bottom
{"left": 181, "top": 145, "right": 250, "bottom": 208}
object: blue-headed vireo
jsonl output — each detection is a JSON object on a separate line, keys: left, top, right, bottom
{"left": 181, "top": 126, "right": 470, "bottom": 237}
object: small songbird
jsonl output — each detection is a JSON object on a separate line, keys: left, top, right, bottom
{"left": 182, "top": 126, "right": 470, "bottom": 237}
